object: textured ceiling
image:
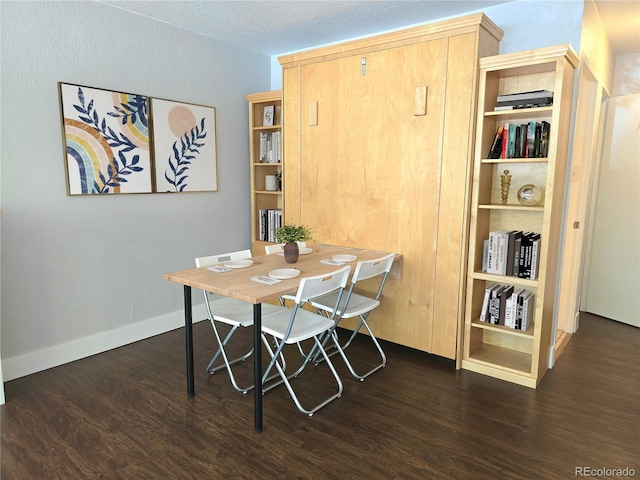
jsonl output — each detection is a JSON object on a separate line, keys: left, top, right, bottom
{"left": 99, "top": 0, "right": 639, "bottom": 56}
{"left": 98, "top": 0, "right": 514, "bottom": 54}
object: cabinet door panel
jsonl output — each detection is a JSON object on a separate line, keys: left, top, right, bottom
{"left": 299, "top": 39, "right": 447, "bottom": 351}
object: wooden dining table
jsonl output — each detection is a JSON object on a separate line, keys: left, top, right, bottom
{"left": 164, "top": 243, "right": 394, "bottom": 432}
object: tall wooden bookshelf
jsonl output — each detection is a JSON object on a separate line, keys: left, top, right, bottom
{"left": 462, "top": 45, "right": 579, "bottom": 388}
{"left": 246, "top": 90, "right": 283, "bottom": 255}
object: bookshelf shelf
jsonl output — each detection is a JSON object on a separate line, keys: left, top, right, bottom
{"left": 484, "top": 106, "right": 553, "bottom": 119}
{"left": 246, "top": 90, "right": 283, "bottom": 254}
{"left": 463, "top": 344, "right": 533, "bottom": 377}
{"left": 471, "top": 271, "right": 538, "bottom": 289}
{"left": 462, "top": 45, "right": 578, "bottom": 388}
{"left": 254, "top": 162, "right": 283, "bottom": 167}
{"left": 471, "top": 320, "right": 534, "bottom": 338}
{"left": 255, "top": 190, "right": 281, "bottom": 195}
{"left": 481, "top": 157, "right": 548, "bottom": 164}
{"left": 478, "top": 204, "right": 544, "bottom": 212}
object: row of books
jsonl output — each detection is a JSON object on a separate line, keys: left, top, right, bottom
{"left": 259, "top": 131, "right": 281, "bottom": 163}
{"left": 493, "top": 89, "right": 553, "bottom": 111}
{"left": 258, "top": 208, "right": 282, "bottom": 242}
{"left": 483, "top": 230, "right": 541, "bottom": 280}
{"left": 487, "top": 121, "right": 550, "bottom": 159}
{"left": 480, "top": 283, "right": 535, "bottom": 330}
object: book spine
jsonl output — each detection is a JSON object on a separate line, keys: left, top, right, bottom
{"left": 505, "top": 231, "right": 516, "bottom": 277}
{"left": 508, "top": 124, "right": 517, "bottom": 158}
{"left": 516, "top": 291, "right": 524, "bottom": 329}
{"left": 499, "top": 285, "right": 514, "bottom": 326}
{"left": 498, "top": 231, "right": 509, "bottom": 276}
{"left": 528, "top": 235, "right": 541, "bottom": 280}
{"left": 540, "top": 121, "right": 550, "bottom": 157}
{"left": 482, "top": 238, "right": 489, "bottom": 273}
{"left": 489, "top": 285, "right": 504, "bottom": 325}
{"left": 521, "top": 292, "right": 535, "bottom": 331}
{"left": 535, "top": 124, "right": 542, "bottom": 157}
{"left": 479, "top": 284, "right": 493, "bottom": 322}
{"left": 487, "top": 125, "right": 504, "bottom": 159}
{"left": 501, "top": 123, "right": 509, "bottom": 159}
{"left": 260, "top": 209, "right": 267, "bottom": 241}
{"left": 526, "top": 122, "right": 536, "bottom": 158}
{"left": 487, "top": 232, "right": 496, "bottom": 274}
{"left": 504, "top": 291, "right": 514, "bottom": 328}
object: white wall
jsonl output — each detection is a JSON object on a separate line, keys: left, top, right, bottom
{"left": 0, "top": 1, "right": 272, "bottom": 380}
{"left": 270, "top": 0, "right": 584, "bottom": 89}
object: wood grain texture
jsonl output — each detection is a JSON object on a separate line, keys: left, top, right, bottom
{"left": 165, "top": 244, "right": 393, "bottom": 304}
{"left": 280, "top": 17, "right": 500, "bottom": 360}
{"left": 1, "top": 313, "right": 637, "bottom": 479}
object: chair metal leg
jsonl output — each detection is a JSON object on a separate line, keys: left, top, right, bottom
{"left": 261, "top": 334, "right": 343, "bottom": 416}
{"left": 312, "top": 313, "right": 387, "bottom": 381}
{"left": 338, "top": 314, "right": 386, "bottom": 381}
{"left": 206, "top": 325, "right": 252, "bottom": 374}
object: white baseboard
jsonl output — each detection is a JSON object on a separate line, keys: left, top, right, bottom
{"left": 1, "top": 305, "right": 208, "bottom": 382}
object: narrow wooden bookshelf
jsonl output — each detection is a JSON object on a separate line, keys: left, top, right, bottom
{"left": 246, "top": 90, "right": 283, "bottom": 255}
{"left": 462, "top": 45, "right": 579, "bottom": 388}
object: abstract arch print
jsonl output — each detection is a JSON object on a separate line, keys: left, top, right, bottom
{"left": 60, "top": 83, "right": 152, "bottom": 194}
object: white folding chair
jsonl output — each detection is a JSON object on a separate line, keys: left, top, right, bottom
{"left": 260, "top": 266, "right": 351, "bottom": 416}
{"left": 195, "top": 250, "right": 286, "bottom": 393}
{"left": 310, "top": 253, "right": 395, "bottom": 381}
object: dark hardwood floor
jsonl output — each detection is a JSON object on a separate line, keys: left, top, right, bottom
{"left": 1, "top": 312, "right": 638, "bottom": 479}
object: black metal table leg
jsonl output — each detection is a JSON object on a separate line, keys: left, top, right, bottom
{"left": 184, "top": 285, "right": 194, "bottom": 397}
{"left": 253, "top": 303, "right": 263, "bottom": 432}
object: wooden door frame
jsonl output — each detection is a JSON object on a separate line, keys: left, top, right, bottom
{"left": 551, "top": 59, "right": 604, "bottom": 365}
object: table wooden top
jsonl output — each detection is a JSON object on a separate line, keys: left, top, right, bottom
{"left": 164, "top": 244, "right": 394, "bottom": 304}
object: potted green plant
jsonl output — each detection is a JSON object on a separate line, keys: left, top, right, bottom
{"left": 275, "top": 224, "right": 313, "bottom": 263}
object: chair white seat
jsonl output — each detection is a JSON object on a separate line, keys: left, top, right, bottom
{"left": 262, "top": 309, "right": 336, "bottom": 343}
{"left": 213, "top": 301, "right": 284, "bottom": 328}
{"left": 310, "top": 291, "right": 380, "bottom": 318}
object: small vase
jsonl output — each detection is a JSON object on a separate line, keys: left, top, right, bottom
{"left": 265, "top": 175, "right": 277, "bottom": 191}
{"left": 283, "top": 242, "right": 299, "bottom": 264}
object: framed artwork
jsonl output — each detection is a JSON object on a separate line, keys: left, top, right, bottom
{"left": 59, "top": 83, "right": 152, "bottom": 195}
{"left": 263, "top": 105, "right": 274, "bottom": 126}
{"left": 151, "top": 98, "right": 218, "bottom": 192}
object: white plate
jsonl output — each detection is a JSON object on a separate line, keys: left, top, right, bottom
{"left": 269, "top": 268, "right": 300, "bottom": 280}
{"left": 332, "top": 254, "right": 357, "bottom": 263}
{"left": 299, "top": 247, "right": 313, "bottom": 255}
{"left": 223, "top": 259, "right": 253, "bottom": 269}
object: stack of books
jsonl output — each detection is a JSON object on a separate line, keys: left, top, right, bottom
{"left": 258, "top": 208, "right": 282, "bottom": 242}
{"left": 259, "top": 131, "right": 281, "bottom": 163}
{"left": 487, "top": 121, "right": 550, "bottom": 159}
{"left": 494, "top": 89, "right": 553, "bottom": 111}
{"left": 479, "top": 283, "right": 535, "bottom": 331}
{"left": 483, "top": 230, "right": 541, "bottom": 280}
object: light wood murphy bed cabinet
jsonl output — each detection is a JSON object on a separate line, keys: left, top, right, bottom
{"left": 278, "top": 14, "right": 503, "bottom": 359}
